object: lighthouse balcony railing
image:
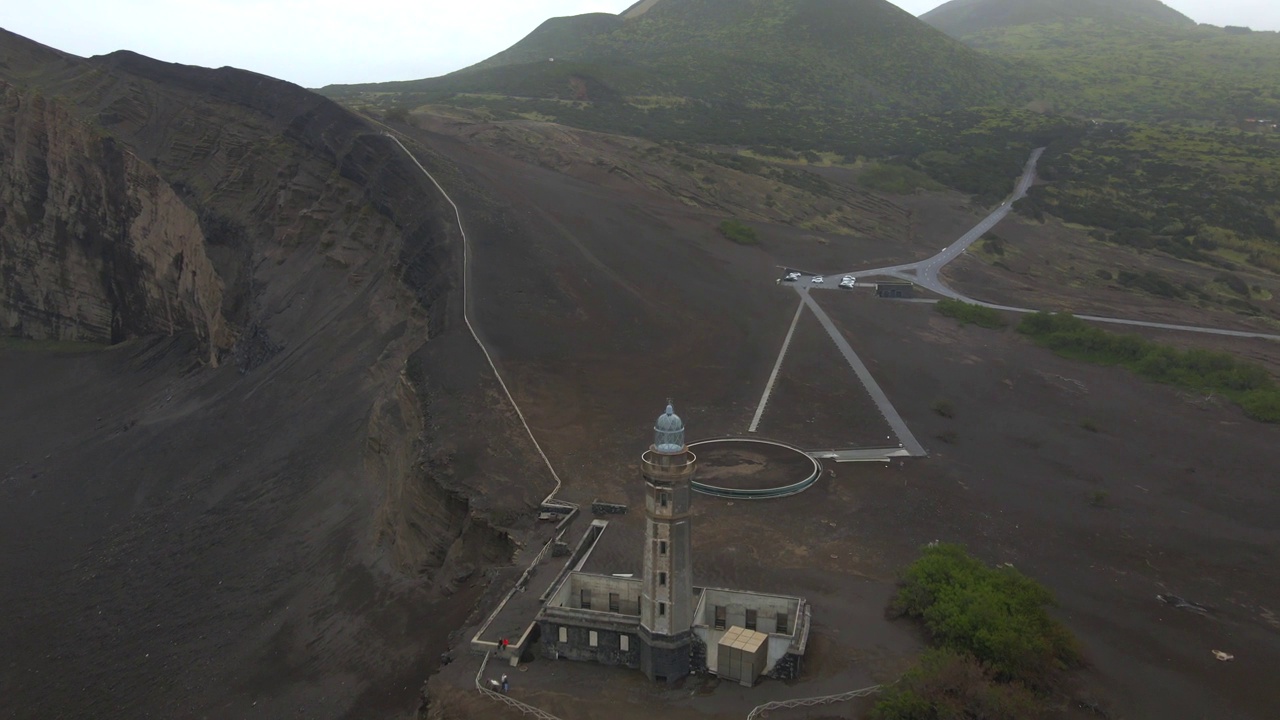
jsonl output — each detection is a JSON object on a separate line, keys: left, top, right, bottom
{"left": 640, "top": 450, "right": 697, "bottom": 476}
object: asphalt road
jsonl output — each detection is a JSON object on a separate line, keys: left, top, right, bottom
{"left": 800, "top": 148, "right": 1280, "bottom": 342}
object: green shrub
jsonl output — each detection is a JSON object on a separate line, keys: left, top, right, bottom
{"left": 857, "top": 162, "right": 943, "bottom": 194}
{"left": 889, "top": 544, "right": 1082, "bottom": 689}
{"left": 871, "top": 649, "right": 1044, "bottom": 720}
{"left": 936, "top": 299, "right": 1007, "bottom": 329}
{"left": 717, "top": 219, "right": 758, "bottom": 245}
{"left": 932, "top": 399, "right": 955, "bottom": 418}
{"left": 1017, "top": 312, "right": 1280, "bottom": 423}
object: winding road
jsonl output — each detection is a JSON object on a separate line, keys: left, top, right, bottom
{"left": 806, "top": 148, "right": 1280, "bottom": 342}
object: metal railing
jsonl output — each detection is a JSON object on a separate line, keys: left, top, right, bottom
{"left": 474, "top": 652, "right": 565, "bottom": 720}
{"left": 745, "top": 681, "right": 891, "bottom": 720}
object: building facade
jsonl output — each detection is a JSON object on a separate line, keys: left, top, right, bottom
{"left": 535, "top": 402, "right": 810, "bottom": 685}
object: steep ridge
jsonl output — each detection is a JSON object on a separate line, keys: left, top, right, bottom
{"left": 0, "top": 28, "right": 544, "bottom": 718}
{"left": 323, "top": 0, "right": 1016, "bottom": 114}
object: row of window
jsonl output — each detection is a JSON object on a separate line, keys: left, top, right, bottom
{"left": 580, "top": 589, "right": 625, "bottom": 613}
{"left": 577, "top": 588, "right": 672, "bottom": 614}
{"left": 557, "top": 626, "right": 631, "bottom": 652}
{"left": 712, "top": 606, "right": 788, "bottom": 633}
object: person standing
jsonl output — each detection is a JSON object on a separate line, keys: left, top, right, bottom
{"left": 501, "top": 674, "right": 509, "bottom": 693}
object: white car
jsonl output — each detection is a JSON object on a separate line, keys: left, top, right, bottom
{"left": 810, "top": 276, "right": 824, "bottom": 284}
{"left": 783, "top": 271, "right": 802, "bottom": 282}
{"left": 839, "top": 277, "right": 856, "bottom": 289}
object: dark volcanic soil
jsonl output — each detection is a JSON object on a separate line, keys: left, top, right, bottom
{"left": 394, "top": 120, "right": 1280, "bottom": 719}
{"left": 691, "top": 442, "right": 815, "bottom": 491}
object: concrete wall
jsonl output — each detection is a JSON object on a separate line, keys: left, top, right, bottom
{"left": 538, "top": 614, "right": 641, "bottom": 669}
{"left": 696, "top": 588, "right": 799, "bottom": 632}
{"left": 692, "top": 588, "right": 807, "bottom": 676}
{"left": 549, "top": 573, "right": 643, "bottom": 615}
{"left": 640, "top": 627, "right": 692, "bottom": 682}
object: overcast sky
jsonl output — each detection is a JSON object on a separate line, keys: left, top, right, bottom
{"left": 4, "top": 0, "right": 1276, "bottom": 88}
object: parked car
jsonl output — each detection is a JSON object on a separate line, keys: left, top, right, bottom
{"left": 783, "top": 271, "right": 802, "bottom": 282}
{"left": 811, "top": 276, "right": 824, "bottom": 284}
{"left": 839, "top": 277, "right": 856, "bottom": 289}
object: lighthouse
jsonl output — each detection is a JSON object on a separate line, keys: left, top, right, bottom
{"left": 638, "top": 402, "right": 697, "bottom": 682}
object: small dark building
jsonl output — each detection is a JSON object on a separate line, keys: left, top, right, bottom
{"left": 875, "top": 282, "right": 914, "bottom": 299}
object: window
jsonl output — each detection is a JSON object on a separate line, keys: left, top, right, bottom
{"left": 580, "top": 588, "right": 591, "bottom": 610}
{"left": 659, "top": 572, "right": 667, "bottom": 586}
{"left": 745, "top": 609, "right": 757, "bottom": 631}
{"left": 660, "top": 491, "right": 669, "bottom": 508}
{"left": 659, "top": 602, "right": 666, "bottom": 616}
{"left": 777, "top": 612, "right": 789, "bottom": 634}
{"left": 558, "top": 626, "right": 567, "bottom": 643}
{"left": 620, "top": 635, "right": 629, "bottom": 652}
{"left": 659, "top": 541, "right": 667, "bottom": 555}
{"left": 588, "top": 630, "right": 598, "bottom": 647}
{"left": 714, "top": 605, "right": 726, "bottom": 631}
{"left": 609, "top": 592, "right": 620, "bottom": 613}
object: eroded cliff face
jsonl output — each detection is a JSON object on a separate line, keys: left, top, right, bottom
{"left": 0, "top": 29, "right": 537, "bottom": 717}
{"left": 0, "top": 82, "right": 231, "bottom": 359}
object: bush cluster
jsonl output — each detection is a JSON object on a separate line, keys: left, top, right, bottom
{"left": 871, "top": 649, "right": 1044, "bottom": 720}
{"left": 873, "top": 544, "right": 1083, "bottom": 719}
{"left": 717, "top": 219, "right": 758, "bottom": 245}
{"left": 1017, "top": 312, "right": 1280, "bottom": 422}
{"left": 888, "top": 544, "right": 1081, "bottom": 690}
{"left": 935, "top": 299, "right": 1007, "bottom": 329}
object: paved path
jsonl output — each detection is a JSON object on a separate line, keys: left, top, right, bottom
{"left": 748, "top": 296, "right": 806, "bottom": 433}
{"left": 798, "top": 290, "right": 927, "bottom": 457}
{"left": 808, "top": 447, "right": 913, "bottom": 462}
{"left": 803, "top": 147, "right": 1280, "bottom": 342}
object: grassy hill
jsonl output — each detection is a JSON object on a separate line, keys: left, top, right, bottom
{"left": 922, "top": 0, "right": 1280, "bottom": 121}
{"left": 921, "top": 0, "right": 1194, "bottom": 37}
{"left": 322, "top": 0, "right": 1018, "bottom": 114}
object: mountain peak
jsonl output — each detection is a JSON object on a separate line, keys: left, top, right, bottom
{"left": 325, "top": 0, "right": 1015, "bottom": 115}
{"left": 922, "top": 0, "right": 1196, "bottom": 38}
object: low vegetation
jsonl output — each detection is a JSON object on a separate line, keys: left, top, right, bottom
{"left": 1025, "top": 123, "right": 1280, "bottom": 270}
{"left": 717, "top": 219, "right": 758, "bottom": 245}
{"left": 857, "top": 162, "right": 943, "bottom": 194}
{"left": 958, "top": 21, "right": 1280, "bottom": 122}
{"left": 1018, "top": 312, "right": 1280, "bottom": 422}
{"left": 931, "top": 399, "right": 955, "bottom": 418}
{"left": 936, "top": 299, "right": 1008, "bottom": 328}
{"left": 871, "top": 649, "right": 1043, "bottom": 720}
{"left": 875, "top": 544, "right": 1082, "bottom": 719}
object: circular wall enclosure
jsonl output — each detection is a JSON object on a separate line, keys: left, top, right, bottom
{"left": 688, "top": 438, "right": 821, "bottom": 499}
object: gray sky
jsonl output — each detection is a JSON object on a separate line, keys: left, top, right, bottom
{"left": 4, "top": 0, "right": 1276, "bottom": 88}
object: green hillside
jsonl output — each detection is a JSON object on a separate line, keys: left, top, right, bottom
{"left": 323, "top": 0, "right": 1018, "bottom": 114}
{"left": 921, "top": 0, "right": 1194, "bottom": 37}
{"left": 922, "top": 0, "right": 1280, "bottom": 121}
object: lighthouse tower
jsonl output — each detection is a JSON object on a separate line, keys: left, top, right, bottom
{"left": 638, "top": 402, "right": 697, "bottom": 682}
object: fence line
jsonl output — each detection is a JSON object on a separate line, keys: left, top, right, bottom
{"left": 383, "top": 131, "right": 575, "bottom": 512}
{"left": 382, "top": 128, "right": 577, "bottom": 720}
{"left": 474, "top": 652, "right": 565, "bottom": 720}
{"left": 746, "top": 682, "right": 890, "bottom": 720}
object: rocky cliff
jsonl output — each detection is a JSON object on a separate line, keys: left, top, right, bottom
{"left": 0, "top": 81, "right": 231, "bottom": 357}
{"left": 0, "top": 30, "right": 456, "bottom": 367}
{"left": 0, "top": 28, "right": 543, "bottom": 718}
